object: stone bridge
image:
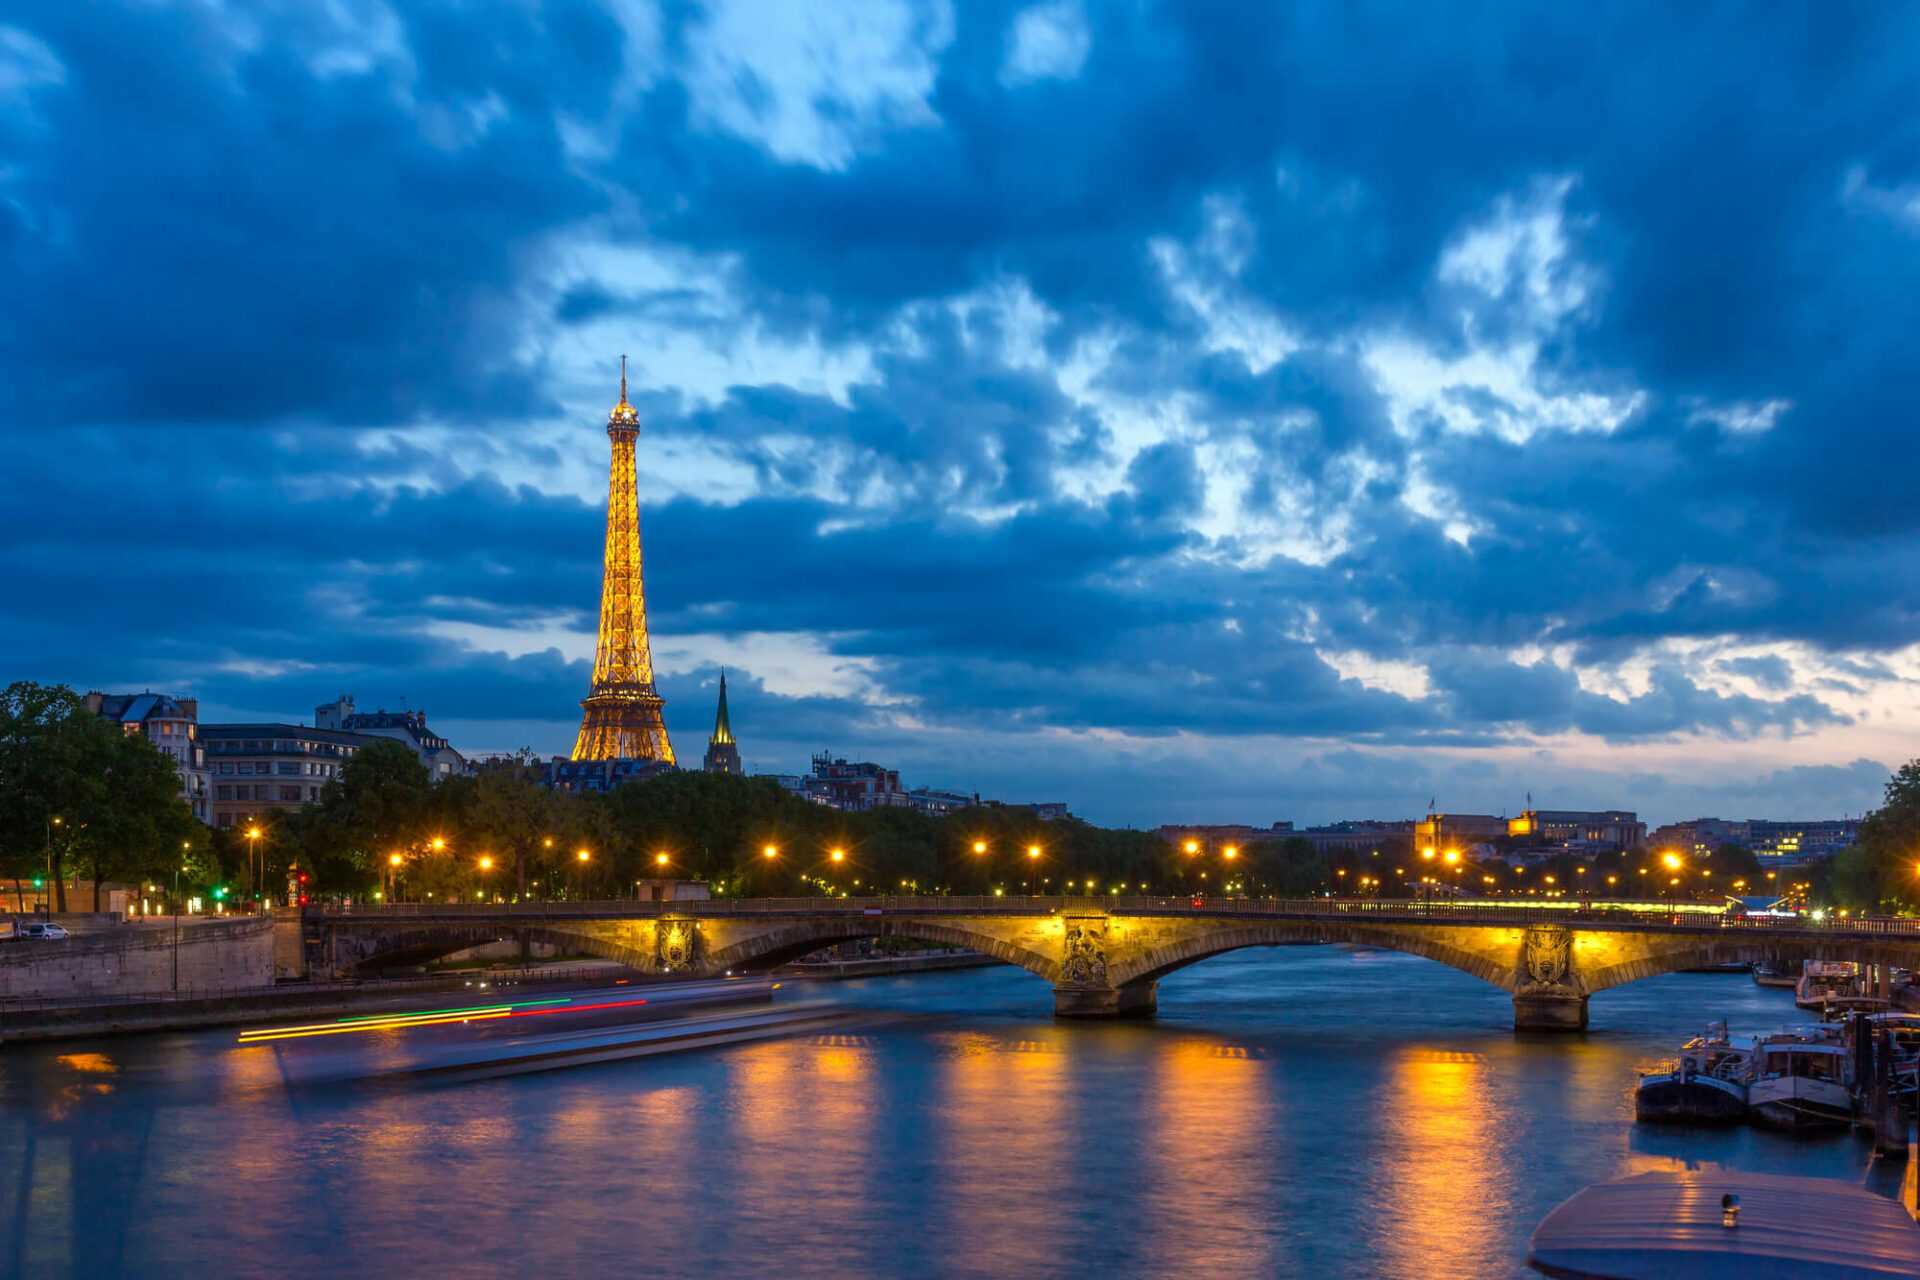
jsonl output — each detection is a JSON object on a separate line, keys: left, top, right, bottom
{"left": 304, "top": 896, "right": 1920, "bottom": 1030}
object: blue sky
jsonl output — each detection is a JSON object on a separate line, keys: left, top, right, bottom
{"left": 5, "top": 2, "right": 1917, "bottom": 827}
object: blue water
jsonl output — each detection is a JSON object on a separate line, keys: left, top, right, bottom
{"left": 0, "top": 948, "right": 1891, "bottom": 1278}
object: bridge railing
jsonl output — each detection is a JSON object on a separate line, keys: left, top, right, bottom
{"left": 301, "top": 895, "right": 1920, "bottom": 939}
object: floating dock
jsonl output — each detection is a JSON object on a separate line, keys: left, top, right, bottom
{"left": 1527, "top": 1170, "right": 1919, "bottom": 1278}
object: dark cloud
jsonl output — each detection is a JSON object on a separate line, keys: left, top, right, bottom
{"left": 5, "top": 2, "right": 1917, "bottom": 823}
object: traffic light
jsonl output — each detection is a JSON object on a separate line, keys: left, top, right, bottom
{"left": 212, "top": 886, "right": 228, "bottom": 900}
{"left": 31, "top": 876, "right": 43, "bottom": 888}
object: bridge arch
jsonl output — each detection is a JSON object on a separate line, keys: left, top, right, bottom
{"left": 705, "top": 919, "right": 1058, "bottom": 981}
{"left": 1109, "top": 921, "right": 1521, "bottom": 992}
{"left": 335, "top": 923, "right": 654, "bottom": 973}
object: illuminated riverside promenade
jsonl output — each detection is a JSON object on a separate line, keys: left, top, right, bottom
{"left": 305, "top": 895, "right": 1920, "bottom": 1029}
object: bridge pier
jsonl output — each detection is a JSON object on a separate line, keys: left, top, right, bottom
{"left": 1054, "top": 980, "right": 1158, "bottom": 1019}
{"left": 1512, "top": 990, "right": 1588, "bottom": 1031}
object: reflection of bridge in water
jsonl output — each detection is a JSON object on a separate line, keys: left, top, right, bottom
{"left": 305, "top": 897, "right": 1920, "bottom": 1029}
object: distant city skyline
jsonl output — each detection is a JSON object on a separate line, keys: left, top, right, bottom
{"left": 7, "top": 5, "right": 1917, "bottom": 828}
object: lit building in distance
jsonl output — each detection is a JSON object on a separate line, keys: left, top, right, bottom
{"left": 702, "top": 670, "right": 742, "bottom": 776}
{"left": 571, "top": 357, "right": 674, "bottom": 764}
{"left": 1509, "top": 809, "right": 1646, "bottom": 851}
{"left": 1414, "top": 813, "right": 1507, "bottom": 849}
{"left": 86, "top": 690, "right": 211, "bottom": 823}
{"left": 314, "top": 695, "right": 468, "bottom": 780}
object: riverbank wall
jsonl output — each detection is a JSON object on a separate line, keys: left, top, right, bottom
{"left": 0, "top": 916, "right": 274, "bottom": 1001}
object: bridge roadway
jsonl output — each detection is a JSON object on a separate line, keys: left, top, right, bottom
{"left": 303, "top": 896, "right": 1920, "bottom": 1030}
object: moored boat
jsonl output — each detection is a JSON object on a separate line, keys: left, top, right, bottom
{"left": 1746, "top": 1035, "right": 1854, "bottom": 1130}
{"left": 1635, "top": 1025, "right": 1751, "bottom": 1125}
{"left": 1794, "top": 959, "right": 1860, "bottom": 1011}
{"left": 1751, "top": 963, "right": 1795, "bottom": 989}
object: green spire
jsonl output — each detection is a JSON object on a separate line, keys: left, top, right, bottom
{"left": 710, "top": 669, "right": 734, "bottom": 746}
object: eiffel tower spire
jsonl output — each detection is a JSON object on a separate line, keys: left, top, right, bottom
{"left": 571, "top": 358, "right": 674, "bottom": 763}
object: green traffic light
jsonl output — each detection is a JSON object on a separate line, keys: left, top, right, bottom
{"left": 213, "top": 886, "right": 228, "bottom": 900}
{"left": 32, "top": 876, "right": 44, "bottom": 888}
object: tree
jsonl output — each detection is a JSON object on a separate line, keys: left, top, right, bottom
{"left": 310, "top": 738, "right": 432, "bottom": 890}
{"left": 464, "top": 764, "right": 559, "bottom": 899}
{"left": 1835, "top": 760, "right": 1920, "bottom": 913}
{"left": 0, "top": 682, "right": 194, "bottom": 911}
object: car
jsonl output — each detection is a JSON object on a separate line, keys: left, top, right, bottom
{"left": 18, "top": 923, "right": 70, "bottom": 940}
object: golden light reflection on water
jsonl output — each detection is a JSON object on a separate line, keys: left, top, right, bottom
{"left": 1374, "top": 1047, "right": 1502, "bottom": 1279}
{"left": 725, "top": 1032, "right": 877, "bottom": 1260}
{"left": 922, "top": 1028, "right": 1071, "bottom": 1275}
{"left": 1137, "top": 1038, "right": 1281, "bottom": 1275}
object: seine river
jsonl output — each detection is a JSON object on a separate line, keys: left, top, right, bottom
{"left": 0, "top": 948, "right": 1890, "bottom": 1278}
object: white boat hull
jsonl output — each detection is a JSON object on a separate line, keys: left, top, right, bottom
{"left": 1747, "top": 1076, "right": 1853, "bottom": 1130}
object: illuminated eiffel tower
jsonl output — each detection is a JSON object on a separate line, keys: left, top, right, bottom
{"left": 571, "top": 357, "right": 675, "bottom": 763}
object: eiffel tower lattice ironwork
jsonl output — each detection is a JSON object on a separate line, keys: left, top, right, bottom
{"left": 572, "top": 357, "right": 675, "bottom": 763}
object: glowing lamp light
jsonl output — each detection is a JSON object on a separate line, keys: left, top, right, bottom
{"left": 478, "top": 856, "right": 494, "bottom": 871}
{"left": 1421, "top": 847, "right": 1436, "bottom": 861}
{"left": 430, "top": 837, "right": 446, "bottom": 852}
{"left": 1662, "top": 852, "right": 1682, "bottom": 871}
{"left": 1443, "top": 849, "right": 1460, "bottom": 866}
{"left": 655, "top": 852, "right": 670, "bottom": 867}
{"left": 973, "top": 840, "right": 988, "bottom": 855}
{"left": 1026, "top": 845, "right": 1042, "bottom": 860}
{"left": 830, "top": 848, "right": 845, "bottom": 863}
{"left": 763, "top": 845, "right": 779, "bottom": 860}
{"left": 388, "top": 853, "right": 403, "bottom": 867}
{"left": 576, "top": 849, "right": 591, "bottom": 863}
{"left": 1184, "top": 840, "right": 1199, "bottom": 855}
{"left": 1223, "top": 845, "right": 1239, "bottom": 860}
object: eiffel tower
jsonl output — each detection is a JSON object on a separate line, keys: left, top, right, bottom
{"left": 571, "top": 357, "right": 675, "bottom": 763}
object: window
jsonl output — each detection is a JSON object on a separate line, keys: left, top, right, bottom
{"left": 237, "top": 763, "right": 253, "bottom": 776}
{"left": 216, "top": 786, "right": 233, "bottom": 801}
{"left": 218, "top": 814, "right": 233, "bottom": 829}
{"left": 280, "top": 786, "right": 302, "bottom": 803}
{"left": 218, "top": 762, "right": 233, "bottom": 775}
{"left": 277, "top": 762, "right": 299, "bottom": 776}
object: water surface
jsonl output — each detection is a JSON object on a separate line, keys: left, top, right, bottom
{"left": 0, "top": 947, "right": 1884, "bottom": 1278}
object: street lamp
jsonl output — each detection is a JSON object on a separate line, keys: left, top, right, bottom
{"left": 763, "top": 844, "right": 779, "bottom": 859}
{"left": 387, "top": 851, "right": 403, "bottom": 902}
{"left": 245, "top": 825, "right": 263, "bottom": 912}
{"left": 972, "top": 840, "right": 988, "bottom": 855}
{"left": 829, "top": 847, "right": 845, "bottom": 864}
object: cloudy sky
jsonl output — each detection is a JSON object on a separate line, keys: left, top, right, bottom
{"left": 5, "top": 2, "right": 1918, "bottom": 828}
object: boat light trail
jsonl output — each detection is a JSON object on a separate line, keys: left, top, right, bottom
{"left": 236, "top": 994, "right": 647, "bottom": 1044}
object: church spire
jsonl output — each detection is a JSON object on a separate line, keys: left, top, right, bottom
{"left": 703, "top": 668, "right": 743, "bottom": 775}
{"left": 711, "top": 668, "right": 735, "bottom": 746}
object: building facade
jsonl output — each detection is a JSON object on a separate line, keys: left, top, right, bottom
{"left": 1645, "top": 817, "right": 1858, "bottom": 864}
{"left": 86, "top": 691, "right": 211, "bottom": 824}
{"left": 1508, "top": 809, "right": 1646, "bottom": 850}
{"left": 201, "top": 724, "right": 376, "bottom": 828}
{"left": 803, "top": 752, "right": 907, "bottom": 812}
{"left": 1414, "top": 813, "right": 1508, "bottom": 849}
{"left": 544, "top": 757, "right": 675, "bottom": 795}
{"left": 314, "top": 696, "right": 468, "bottom": 780}
{"left": 1299, "top": 820, "right": 1417, "bottom": 855}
